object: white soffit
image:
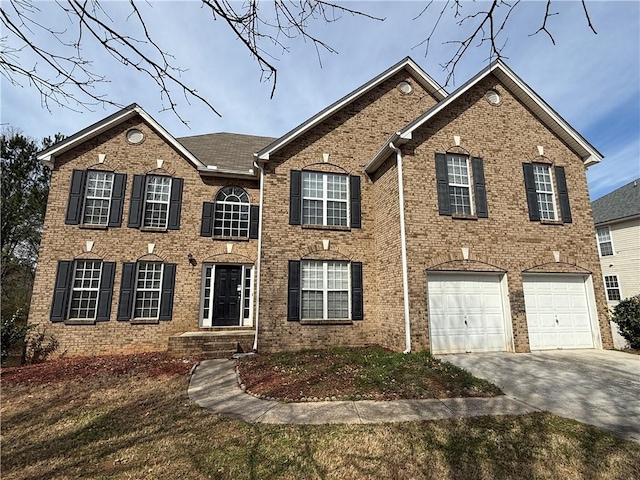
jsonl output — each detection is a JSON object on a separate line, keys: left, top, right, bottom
{"left": 391, "top": 60, "right": 603, "bottom": 169}
{"left": 36, "top": 104, "right": 205, "bottom": 170}
{"left": 256, "top": 57, "right": 448, "bottom": 161}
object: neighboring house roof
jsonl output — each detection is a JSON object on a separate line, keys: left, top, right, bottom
{"left": 256, "top": 56, "right": 448, "bottom": 161}
{"left": 37, "top": 103, "right": 205, "bottom": 171}
{"left": 177, "top": 132, "right": 275, "bottom": 176}
{"left": 365, "top": 59, "right": 604, "bottom": 173}
{"left": 592, "top": 178, "right": 640, "bottom": 225}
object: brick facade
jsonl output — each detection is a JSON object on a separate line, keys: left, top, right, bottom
{"left": 28, "top": 60, "right": 613, "bottom": 357}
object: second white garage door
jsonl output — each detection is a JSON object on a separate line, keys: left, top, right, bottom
{"left": 427, "top": 273, "right": 510, "bottom": 354}
{"left": 523, "top": 275, "right": 595, "bottom": 350}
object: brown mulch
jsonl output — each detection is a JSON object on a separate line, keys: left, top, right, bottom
{"left": 0, "top": 352, "right": 198, "bottom": 386}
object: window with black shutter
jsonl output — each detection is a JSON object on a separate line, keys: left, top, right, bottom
{"left": 65, "top": 170, "right": 126, "bottom": 227}
{"left": 117, "top": 261, "right": 176, "bottom": 321}
{"left": 50, "top": 260, "right": 115, "bottom": 322}
{"left": 128, "top": 175, "right": 183, "bottom": 230}
{"left": 435, "top": 153, "right": 488, "bottom": 218}
{"left": 522, "top": 163, "right": 571, "bottom": 223}
{"left": 289, "top": 170, "right": 362, "bottom": 228}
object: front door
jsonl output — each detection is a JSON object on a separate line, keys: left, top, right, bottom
{"left": 212, "top": 265, "right": 243, "bottom": 326}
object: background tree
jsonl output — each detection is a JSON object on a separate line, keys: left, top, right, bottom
{"left": 1, "top": 128, "right": 61, "bottom": 363}
{"left": 0, "top": 0, "right": 596, "bottom": 124}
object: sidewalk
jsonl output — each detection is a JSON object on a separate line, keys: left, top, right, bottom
{"left": 187, "top": 359, "right": 538, "bottom": 424}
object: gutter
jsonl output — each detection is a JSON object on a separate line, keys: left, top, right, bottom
{"left": 252, "top": 160, "right": 265, "bottom": 351}
{"left": 390, "top": 142, "right": 412, "bottom": 354}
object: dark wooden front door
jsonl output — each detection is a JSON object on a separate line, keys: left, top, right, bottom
{"left": 213, "top": 266, "right": 242, "bottom": 326}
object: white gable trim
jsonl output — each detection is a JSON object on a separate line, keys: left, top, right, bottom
{"left": 365, "top": 60, "right": 603, "bottom": 174}
{"left": 37, "top": 104, "right": 205, "bottom": 170}
{"left": 257, "top": 57, "right": 447, "bottom": 161}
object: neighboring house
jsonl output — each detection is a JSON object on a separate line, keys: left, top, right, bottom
{"left": 29, "top": 57, "right": 614, "bottom": 357}
{"left": 592, "top": 178, "right": 640, "bottom": 349}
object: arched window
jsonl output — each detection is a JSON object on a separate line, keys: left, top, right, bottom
{"left": 214, "top": 186, "right": 250, "bottom": 237}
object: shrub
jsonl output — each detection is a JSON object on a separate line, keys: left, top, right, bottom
{"left": 25, "top": 326, "right": 60, "bottom": 364}
{"left": 1, "top": 310, "right": 32, "bottom": 363}
{"left": 611, "top": 295, "right": 640, "bottom": 349}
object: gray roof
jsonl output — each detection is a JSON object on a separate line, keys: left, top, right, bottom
{"left": 592, "top": 178, "right": 640, "bottom": 225}
{"left": 177, "top": 132, "right": 276, "bottom": 171}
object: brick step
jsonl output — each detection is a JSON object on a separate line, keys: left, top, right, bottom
{"left": 167, "top": 330, "right": 254, "bottom": 358}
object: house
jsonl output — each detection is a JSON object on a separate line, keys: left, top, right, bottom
{"left": 592, "top": 178, "right": 640, "bottom": 348}
{"left": 29, "top": 57, "right": 614, "bottom": 357}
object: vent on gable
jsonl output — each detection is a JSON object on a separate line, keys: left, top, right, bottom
{"left": 485, "top": 89, "right": 501, "bottom": 105}
{"left": 397, "top": 81, "right": 413, "bottom": 95}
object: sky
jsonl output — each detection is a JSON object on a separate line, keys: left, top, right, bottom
{"left": 1, "top": 1, "right": 639, "bottom": 200}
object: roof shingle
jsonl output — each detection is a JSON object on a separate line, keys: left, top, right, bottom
{"left": 177, "top": 132, "right": 276, "bottom": 172}
{"left": 592, "top": 178, "right": 640, "bottom": 225}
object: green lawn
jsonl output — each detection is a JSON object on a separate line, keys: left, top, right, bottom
{"left": 2, "top": 354, "right": 639, "bottom": 479}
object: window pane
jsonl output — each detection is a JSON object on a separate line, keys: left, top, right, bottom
{"left": 597, "top": 227, "right": 613, "bottom": 256}
{"left": 213, "top": 187, "right": 250, "bottom": 237}
{"left": 447, "top": 156, "right": 469, "bottom": 186}
{"left": 134, "top": 262, "right": 163, "bottom": 318}
{"left": 537, "top": 192, "right": 555, "bottom": 220}
{"left": 83, "top": 171, "right": 114, "bottom": 225}
{"left": 327, "top": 291, "right": 349, "bottom": 318}
{"left": 449, "top": 186, "right": 471, "bottom": 215}
{"left": 301, "top": 172, "right": 348, "bottom": 226}
{"left": 68, "top": 260, "right": 102, "bottom": 319}
{"left": 143, "top": 176, "right": 171, "bottom": 228}
{"left": 302, "top": 291, "right": 323, "bottom": 319}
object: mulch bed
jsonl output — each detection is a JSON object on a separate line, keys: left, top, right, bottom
{"left": 0, "top": 352, "right": 197, "bottom": 386}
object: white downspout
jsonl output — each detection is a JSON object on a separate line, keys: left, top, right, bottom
{"left": 252, "top": 160, "right": 265, "bottom": 351}
{"left": 390, "top": 142, "right": 411, "bottom": 354}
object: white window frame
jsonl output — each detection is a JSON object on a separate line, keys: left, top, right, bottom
{"left": 213, "top": 187, "right": 250, "bottom": 238}
{"left": 133, "top": 262, "right": 164, "bottom": 319}
{"left": 301, "top": 260, "right": 351, "bottom": 320}
{"left": 532, "top": 164, "right": 558, "bottom": 221}
{"left": 199, "top": 264, "right": 254, "bottom": 327}
{"left": 446, "top": 154, "right": 474, "bottom": 216}
{"left": 302, "top": 172, "right": 349, "bottom": 227}
{"left": 603, "top": 275, "right": 622, "bottom": 302}
{"left": 82, "top": 170, "right": 114, "bottom": 226}
{"left": 67, "top": 260, "right": 102, "bottom": 320}
{"left": 596, "top": 226, "right": 615, "bottom": 257}
{"left": 142, "top": 175, "right": 172, "bottom": 229}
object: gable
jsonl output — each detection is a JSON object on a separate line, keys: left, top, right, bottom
{"left": 365, "top": 60, "right": 603, "bottom": 173}
{"left": 257, "top": 57, "right": 447, "bottom": 162}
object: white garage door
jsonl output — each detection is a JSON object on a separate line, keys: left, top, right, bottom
{"left": 523, "top": 275, "right": 594, "bottom": 350}
{"left": 427, "top": 273, "right": 509, "bottom": 354}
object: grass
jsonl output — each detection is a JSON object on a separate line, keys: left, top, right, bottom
{"left": 237, "top": 346, "right": 503, "bottom": 401}
{"left": 2, "top": 362, "right": 639, "bottom": 480}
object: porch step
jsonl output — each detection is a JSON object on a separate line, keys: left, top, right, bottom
{"left": 167, "top": 330, "right": 254, "bottom": 358}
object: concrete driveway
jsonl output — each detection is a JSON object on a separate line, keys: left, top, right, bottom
{"left": 438, "top": 350, "right": 640, "bottom": 443}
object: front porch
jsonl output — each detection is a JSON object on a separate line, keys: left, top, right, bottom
{"left": 167, "top": 328, "right": 255, "bottom": 359}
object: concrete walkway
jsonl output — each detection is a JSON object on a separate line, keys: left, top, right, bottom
{"left": 440, "top": 350, "right": 640, "bottom": 443}
{"left": 188, "top": 359, "right": 537, "bottom": 425}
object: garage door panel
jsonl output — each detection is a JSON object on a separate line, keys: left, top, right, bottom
{"left": 427, "top": 274, "right": 508, "bottom": 354}
{"left": 523, "top": 275, "right": 594, "bottom": 350}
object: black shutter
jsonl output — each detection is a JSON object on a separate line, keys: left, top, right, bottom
{"left": 287, "top": 260, "right": 300, "bottom": 321}
{"left": 108, "top": 173, "right": 127, "bottom": 227}
{"left": 523, "top": 163, "right": 540, "bottom": 221}
{"left": 50, "top": 261, "right": 73, "bottom": 322}
{"left": 168, "top": 178, "right": 184, "bottom": 230}
{"left": 472, "top": 157, "right": 488, "bottom": 218}
{"left": 95, "top": 262, "right": 115, "bottom": 321}
{"left": 350, "top": 175, "right": 362, "bottom": 228}
{"left": 555, "top": 166, "right": 572, "bottom": 223}
{"left": 249, "top": 205, "right": 260, "bottom": 239}
{"left": 200, "top": 202, "right": 215, "bottom": 237}
{"left": 65, "top": 170, "right": 86, "bottom": 225}
{"left": 117, "top": 262, "right": 136, "bottom": 321}
{"left": 435, "top": 153, "right": 451, "bottom": 216}
{"left": 128, "top": 175, "right": 145, "bottom": 228}
{"left": 159, "top": 263, "right": 176, "bottom": 320}
{"left": 289, "top": 170, "right": 302, "bottom": 225}
{"left": 351, "top": 262, "right": 364, "bottom": 321}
